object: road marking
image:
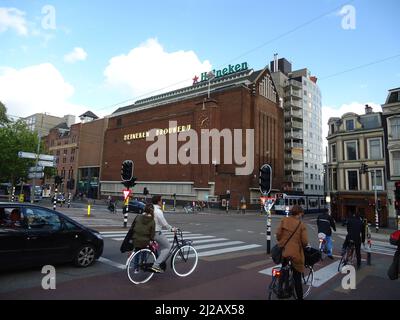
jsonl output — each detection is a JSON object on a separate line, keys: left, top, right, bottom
{"left": 194, "top": 241, "right": 244, "bottom": 250}
{"left": 197, "top": 244, "right": 261, "bottom": 257}
{"left": 191, "top": 238, "right": 228, "bottom": 244}
{"left": 312, "top": 261, "right": 340, "bottom": 287}
{"left": 98, "top": 257, "right": 125, "bottom": 270}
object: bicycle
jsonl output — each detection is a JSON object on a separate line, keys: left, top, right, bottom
{"left": 337, "top": 239, "right": 356, "bottom": 272}
{"left": 126, "top": 229, "right": 198, "bottom": 284}
{"left": 318, "top": 232, "right": 327, "bottom": 260}
{"left": 268, "top": 258, "right": 314, "bottom": 300}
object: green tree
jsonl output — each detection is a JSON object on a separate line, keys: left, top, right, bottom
{"left": 0, "top": 101, "right": 10, "bottom": 124}
{"left": 0, "top": 120, "right": 41, "bottom": 184}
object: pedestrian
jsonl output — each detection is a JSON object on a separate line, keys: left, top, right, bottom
{"left": 341, "top": 211, "right": 366, "bottom": 269}
{"left": 276, "top": 205, "right": 309, "bottom": 300}
{"left": 150, "top": 195, "right": 176, "bottom": 273}
{"left": 317, "top": 210, "right": 336, "bottom": 259}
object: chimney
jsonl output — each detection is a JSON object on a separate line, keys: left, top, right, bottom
{"left": 365, "top": 104, "right": 373, "bottom": 114}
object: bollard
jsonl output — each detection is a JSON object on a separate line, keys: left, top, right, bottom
{"left": 11, "top": 187, "right": 15, "bottom": 202}
{"left": 266, "top": 203, "right": 271, "bottom": 254}
{"left": 67, "top": 193, "right": 71, "bottom": 208}
{"left": 123, "top": 207, "right": 128, "bottom": 228}
{"left": 87, "top": 204, "right": 91, "bottom": 217}
{"left": 53, "top": 188, "right": 58, "bottom": 210}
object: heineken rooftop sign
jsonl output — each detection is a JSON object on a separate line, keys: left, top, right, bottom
{"left": 193, "top": 62, "right": 249, "bottom": 84}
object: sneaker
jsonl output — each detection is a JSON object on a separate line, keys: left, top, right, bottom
{"left": 151, "top": 266, "right": 164, "bottom": 273}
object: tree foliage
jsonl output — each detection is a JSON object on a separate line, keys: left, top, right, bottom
{"left": 0, "top": 120, "right": 41, "bottom": 184}
{"left": 0, "top": 101, "right": 10, "bottom": 124}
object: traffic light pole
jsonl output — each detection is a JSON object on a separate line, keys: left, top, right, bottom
{"left": 53, "top": 185, "right": 58, "bottom": 210}
{"left": 123, "top": 188, "right": 129, "bottom": 228}
{"left": 373, "top": 169, "right": 379, "bottom": 233}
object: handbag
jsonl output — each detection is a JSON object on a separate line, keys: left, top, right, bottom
{"left": 120, "top": 216, "right": 137, "bottom": 253}
{"left": 271, "top": 221, "right": 301, "bottom": 264}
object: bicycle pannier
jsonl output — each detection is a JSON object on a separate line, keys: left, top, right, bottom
{"left": 304, "top": 247, "right": 321, "bottom": 266}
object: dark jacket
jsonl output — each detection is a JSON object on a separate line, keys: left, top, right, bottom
{"left": 346, "top": 216, "right": 366, "bottom": 243}
{"left": 132, "top": 215, "right": 155, "bottom": 249}
{"left": 317, "top": 213, "right": 336, "bottom": 236}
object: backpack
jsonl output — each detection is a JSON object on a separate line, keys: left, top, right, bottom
{"left": 390, "top": 230, "right": 400, "bottom": 246}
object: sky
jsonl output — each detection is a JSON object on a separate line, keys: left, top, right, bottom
{"left": 0, "top": 0, "right": 399, "bottom": 145}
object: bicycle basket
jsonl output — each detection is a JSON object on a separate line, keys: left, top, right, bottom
{"left": 317, "top": 233, "right": 326, "bottom": 240}
{"left": 304, "top": 247, "right": 321, "bottom": 266}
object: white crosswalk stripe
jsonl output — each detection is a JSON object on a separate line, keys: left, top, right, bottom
{"left": 99, "top": 230, "right": 261, "bottom": 258}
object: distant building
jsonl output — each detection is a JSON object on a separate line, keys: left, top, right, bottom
{"left": 44, "top": 111, "right": 107, "bottom": 199}
{"left": 382, "top": 87, "right": 400, "bottom": 228}
{"left": 327, "top": 105, "right": 388, "bottom": 226}
{"left": 23, "top": 113, "right": 75, "bottom": 136}
{"left": 270, "top": 56, "right": 324, "bottom": 196}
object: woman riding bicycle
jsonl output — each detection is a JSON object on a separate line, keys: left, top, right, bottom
{"left": 150, "top": 195, "right": 177, "bottom": 273}
{"left": 341, "top": 211, "right": 365, "bottom": 269}
{"left": 276, "top": 205, "right": 309, "bottom": 300}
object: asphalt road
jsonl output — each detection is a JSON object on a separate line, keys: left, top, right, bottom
{"left": 0, "top": 206, "right": 399, "bottom": 300}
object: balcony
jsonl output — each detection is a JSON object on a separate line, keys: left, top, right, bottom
{"left": 285, "top": 120, "right": 303, "bottom": 130}
{"left": 285, "top": 164, "right": 303, "bottom": 171}
{"left": 285, "top": 88, "right": 302, "bottom": 99}
{"left": 285, "top": 131, "right": 303, "bottom": 140}
{"left": 285, "top": 152, "right": 304, "bottom": 161}
{"left": 289, "top": 79, "right": 302, "bottom": 89}
{"left": 284, "top": 109, "right": 303, "bottom": 119}
{"left": 285, "top": 142, "right": 303, "bottom": 150}
{"left": 285, "top": 98, "right": 302, "bottom": 109}
{"left": 285, "top": 174, "right": 304, "bottom": 183}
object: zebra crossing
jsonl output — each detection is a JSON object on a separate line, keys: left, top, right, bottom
{"left": 100, "top": 230, "right": 262, "bottom": 258}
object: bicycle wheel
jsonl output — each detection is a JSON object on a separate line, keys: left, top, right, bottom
{"left": 127, "top": 249, "right": 156, "bottom": 284}
{"left": 171, "top": 245, "right": 198, "bottom": 277}
{"left": 300, "top": 266, "right": 314, "bottom": 299}
{"left": 268, "top": 277, "right": 278, "bottom": 300}
{"left": 337, "top": 254, "right": 347, "bottom": 272}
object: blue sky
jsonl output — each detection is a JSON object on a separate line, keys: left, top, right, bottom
{"left": 0, "top": 0, "right": 399, "bottom": 121}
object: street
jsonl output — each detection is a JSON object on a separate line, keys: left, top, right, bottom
{"left": 0, "top": 204, "right": 398, "bottom": 300}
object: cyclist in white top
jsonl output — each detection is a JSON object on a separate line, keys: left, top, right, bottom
{"left": 150, "top": 195, "right": 176, "bottom": 273}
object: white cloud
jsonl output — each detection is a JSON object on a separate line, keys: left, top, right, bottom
{"left": 64, "top": 47, "right": 88, "bottom": 63}
{"left": 321, "top": 102, "right": 381, "bottom": 159}
{"left": 104, "top": 38, "right": 212, "bottom": 99}
{"left": 0, "top": 63, "right": 87, "bottom": 118}
{"left": 0, "top": 7, "right": 28, "bottom": 35}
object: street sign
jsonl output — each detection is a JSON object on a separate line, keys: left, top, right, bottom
{"left": 29, "top": 166, "right": 44, "bottom": 173}
{"left": 37, "top": 160, "right": 56, "bottom": 168}
{"left": 123, "top": 189, "right": 132, "bottom": 200}
{"left": 18, "top": 151, "right": 56, "bottom": 162}
{"left": 38, "top": 154, "right": 56, "bottom": 161}
{"left": 18, "top": 151, "right": 37, "bottom": 159}
{"left": 28, "top": 172, "right": 44, "bottom": 179}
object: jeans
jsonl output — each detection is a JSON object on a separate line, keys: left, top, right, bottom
{"left": 325, "top": 235, "right": 333, "bottom": 256}
{"left": 153, "top": 232, "right": 171, "bottom": 268}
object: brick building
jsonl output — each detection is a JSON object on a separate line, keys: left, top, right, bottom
{"left": 100, "top": 64, "right": 285, "bottom": 207}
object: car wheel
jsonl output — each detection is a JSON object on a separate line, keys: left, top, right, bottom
{"left": 74, "top": 244, "right": 97, "bottom": 268}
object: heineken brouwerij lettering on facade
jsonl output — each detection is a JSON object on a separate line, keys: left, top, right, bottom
{"left": 124, "top": 124, "right": 192, "bottom": 141}
{"left": 199, "top": 62, "right": 248, "bottom": 82}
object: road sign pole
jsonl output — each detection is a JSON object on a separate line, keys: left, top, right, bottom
{"left": 11, "top": 186, "right": 15, "bottom": 202}
{"left": 123, "top": 188, "right": 129, "bottom": 228}
{"left": 265, "top": 198, "right": 273, "bottom": 255}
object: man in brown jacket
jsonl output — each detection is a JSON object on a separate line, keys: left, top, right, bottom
{"left": 276, "top": 205, "right": 309, "bottom": 300}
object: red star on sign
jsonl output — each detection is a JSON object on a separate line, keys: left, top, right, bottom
{"left": 192, "top": 75, "right": 199, "bottom": 85}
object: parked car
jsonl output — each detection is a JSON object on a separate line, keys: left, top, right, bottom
{"left": 127, "top": 200, "right": 145, "bottom": 214}
{"left": 0, "top": 202, "right": 103, "bottom": 271}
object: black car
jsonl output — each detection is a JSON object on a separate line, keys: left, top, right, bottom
{"left": 0, "top": 202, "right": 103, "bottom": 271}
{"left": 127, "top": 200, "right": 146, "bottom": 214}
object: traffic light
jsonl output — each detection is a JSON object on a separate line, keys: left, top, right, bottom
{"left": 121, "top": 160, "right": 133, "bottom": 181}
{"left": 395, "top": 182, "right": 400, "bottom": 210}
{"left": 54, "top": 175, "right": 63, "bottom": 186}
{"left": 259, "top": 164, "right": 272, "bottom": 195}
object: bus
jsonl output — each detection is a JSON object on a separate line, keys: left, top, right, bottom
{"left": 272, "top": 193, "right": 326, "bottom": 215}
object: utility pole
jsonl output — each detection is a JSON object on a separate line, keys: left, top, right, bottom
{"left": 31, "top": 116, "right": 44, "bottom": 203}
{"left": 373, "top": 169, "right": 379, "bottom": 233}
{"left": 325, "top": 146, "right": 331, "bottom": 216}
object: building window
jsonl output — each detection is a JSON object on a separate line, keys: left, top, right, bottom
{"left": 310, "top": 174, "right": 314, "bottom": 180}
{"left": 305, "top": 184, "right": 309, "bottom": 190}
{"left": 305, "top": 163, "right": 308, "bottom": 168}
{"left": 392, "top": 151, "right": 400, "bottom": 176}
{"left": 345, "top": 119, "right": 355, "bottom": 131}
{"left": 332, "top": 169, "right": 337, "bottom": 190}
{"left": 345, "top": 141, "right": 358, "bottom": 160}
{"left": 117, "top": 118, "right": 122, "bottom": 127}
{"left": 311, "top": 185, "right": 314, "bottom": 190}
{"left": 390, "top": 118, "right": 400, "bottom": 139}
{"left": 56, "top": 150, "right": 60, "bottom": 156}
{"left": 347, "top": 170, "right": 359, "bottom": 190}
{"left": 368, "top": 138, "right": 382, "bottom": 160}
{"left": 70, "top": 156, "right": 74, "bottom": 162}
{"left": 369, "top": 169, "right": 384, "bottom": 190}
